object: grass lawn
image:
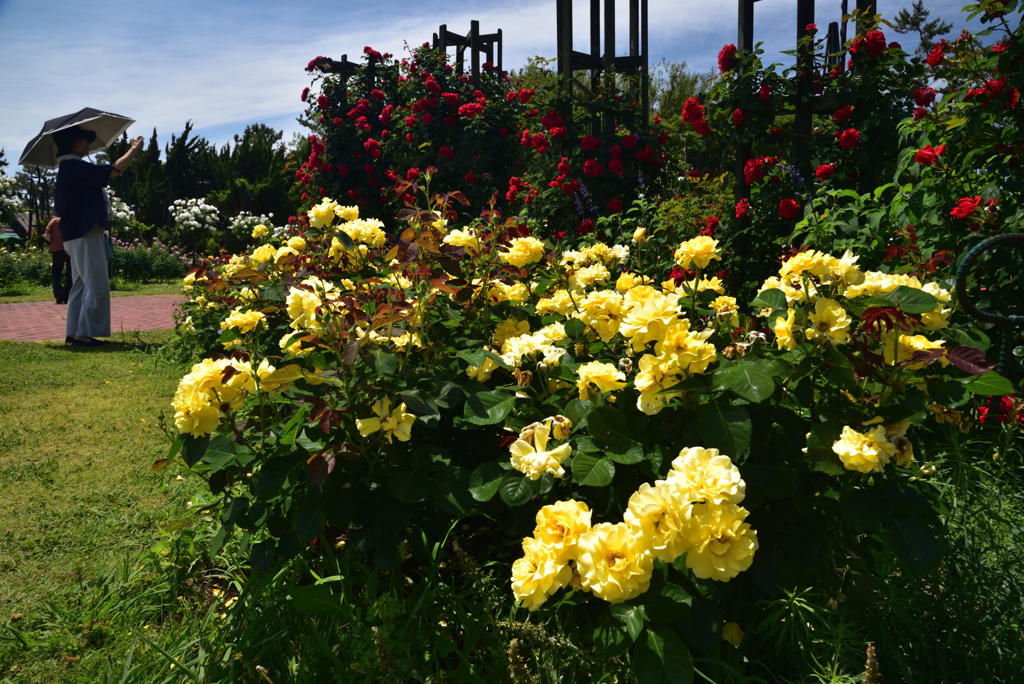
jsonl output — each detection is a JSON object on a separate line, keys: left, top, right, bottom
{"left": 0, "top": 282, "right": 182, "bottom": 305}
{"left": 0, "top": 331, "right": 207, "bottom": 683}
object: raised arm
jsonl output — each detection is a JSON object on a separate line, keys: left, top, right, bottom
{"left": 110, "top": 136, "right": 145, "bottom": 177}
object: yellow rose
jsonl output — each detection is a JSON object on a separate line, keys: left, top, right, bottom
{"left": 499, "top": 237, "right": 546, "bottom": 268}
{"left": 634, "top": 354, "right": 683, "bottom": 416}
{"left": 881, "top": 332, "right": 947, "bottom": 369}
{"left": 620, "top": 292, "right": 681, "bottom": 352}
{"left": 633, "top": 226, "right": 647, "bottom": 243}
{"left": 511, "top": 537, "right": 573, "bottom": 611}
{"left": 287, "top": 236, "right": 307, "bottom": 253}
{"left": 576, "top": 522, "right": 654, "bottom": 603}
{"left": 577, "top": 290, "right": 626, "bottom": 342}
{"left": 666, "top": 446, "right": 745, "bottom": 505}
{"left": 509, "top": 423, "right": 572, "bottom": 480}
{"left": 831, "top": 425, "right": 896, "bottom": 473}
{"left": 308, "top": 198, "right": 341, "bottom": 228}
{"left": 356, "top": 397, "right": 416, "bottom": 443}
{"left": 493, "top": 318, "right": 531, "bottom": 347}
{"left": 722, "top": 622, "right": 744, "bottom": 647}
{"left": 624, "top": 482, "right": 697, "bottom": 563}
{"left": 533, "top": 500, "right": 592, "bottom": 563}
{"left": 251, "top": 244, "right": 276, "bottom": 264}
{"left": 536, "top": 288, "right": 575, "bottom": 316}
{"left": 335, "top": 204, "right": 359, "bottom": 222}
{"left": 673, "top": 236, "right": 721, "bottom": 269}
{"left": 576, "top": 360, "right": 628, "bottom": 401}
{"left": 251, "top": 224, "right": 269, "bottom": 238}
{"left": 442, "top": 227, "right": 482, "bottom": 253}
{"left": 685, "top": 503, "right": 758, "bottom": 582}
{"left": 773, "top": 309, "right": 797, "bottom": 351}
{"left": 466, "top": 356, "right": 500, "bottom": 382}
{"left": 805, "top": 297, "right": 851, "bottom": 345}
{"left": 222, "top": 308, "right": 265, "bottom": 335}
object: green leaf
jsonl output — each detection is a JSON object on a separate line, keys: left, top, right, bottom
{"left": 882, "top": 286, "right": 939, "bottom": 314}
{"left": 563, "top": 398, "right": 593, "bottom": 431}
{"left": 463, "top": 389, "right": 515, "bottom": 425}
{"left": 571, "top": 454, "right": 615, "bottom": 486}
{"left": 805, "top": 421, "right": 845, "bottom": 475}
{"left": 469, "top": 462, "right": 505, "bottom": 502}
{"left": 250, "top": 539, "right": 275, "bottom": 572}
{"left": 715, "top": 361, "right": 776, "bottom": 403}
{"left": 964, "top": 371, "right": 1016, "bottom": 396}
{"left": 280, "top": 405, "right": 310, "bottom": 445}
{"left": 592, "top": 607, "right": 632, "bottom": 658}
{"left": 368, "top": 348, "right": 398, "bottom": 376}
{"left": 632, "top": 626, "right": 694, "bottom": 684}
{"left": 588, "top": 406, "right": 634, "bottom": 446}
{"left": 750, "top": 288, "right": 788, "bottom": 310}
{"left": 389, "top": 470, "right": 429, "bottom": 503}
{"left": 606, "top": 440, "right": 646, "bottom": 465}
{"left": 697, "top": 401, "right": 751, "bottom": 458}
{"left": 641, "top": 584, "right": 692, "bottom": 624}
{"left": 885, "top": 516, "right": 941, "bottom": 573}
{"left": 288, "top": 584, "right": 339, "bottom": 615}
{"left": 499, "top": 471, "right": 535, "bottom": 507}
{"left": 202, "top": 435, "right": 238, "bottom": 471}
{"left": 294, "top": 490, "right": 325, "bottom": 540}
{"left": 844, "top": 488, "right": 887, "bottom": 531}
{"left": 611, "top": 604, "right": 645, "bottom": 641}
{"left": 564, "top": 318, "right": 586, "bottom": 340}
{"left": 181, "top": 434, "right": 211, "bottom": 467}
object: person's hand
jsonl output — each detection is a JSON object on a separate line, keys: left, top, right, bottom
{"left": 130, "top": 136, "right": 145, "bottom": 151}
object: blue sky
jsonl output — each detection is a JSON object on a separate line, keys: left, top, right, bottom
{"left": 0, "top": 0, "right": 989, "bottom": 172}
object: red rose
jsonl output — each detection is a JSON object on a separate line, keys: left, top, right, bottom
{"left": 301, "top": 87, "right": 310, "bottom": 102}
{"left": 549, "top": 126, "right": 567, "bottom": 139}
{"left": 815, "top": 163, "right": 836, "bottom": 181}
{"left": 779, "top": 198, "right": 800, "bottom": 219}
{"left": 439, "top": 146, "right": 453, "bottom": 159}
{"left": 558, "top": 158, "right": 571, "bottom": 175}
{"left": 445, "top": 116, "right": 456, "bottom": 126}
{"left": 405, "top": 133, "right": 413, "bottom": 142}
{"left": 927, "top": 40, "right": 947, "bottom": 66}
{"left": 693, "top": 118, "right": 712, "bottom": 136}
{"left": 914, "top": 107, "right": 928, "bottom": 122}
{"left": 498, "top": 127, "right": 508, "bottom": 137}
{"left": 658, "top": 130, "right": 668, "bottom": 145}
{"left": 705, "top": 216, "right": 720, "bottom": 234}
{"left": 519, "top": 89, "right": 534, "bottom": 104}
{"left": 833, "top": 105, "right": 853, "bottom": 122}
{"left": 583, "top": 159, "right": 605, "bottom": 176}
{"left": 364, "top": 163, "right": 375, "bottom": 175}
{"left": 561, "top": 180, "right": 579, "bottom": 195}
{"left": 576, "top": 219, "right": 595, "bottom": 237}
{"left": 332, "top": 117, "right": 342, "bottom": 127}
{"left": 914, "top": 144, "right": 946, "bottom": 165}
{"left": 371, "top": 89, "right": 385, "bottom": 101}
{"left": 950, "top": 196, "right": 982, "bottom": 219}
{"left": 338, "top": 164, "right": 349, "bottom": 176}
{"left": 458, "top": 103, "right": 483, "bottom": 119}
{"left": 581, "top": 135, "right": 600, "bottom": 151}
{"left": 735, "top": 198, "right": 750, "bottom": 219}
{"left": 405, "top": 116, "right": 417, "bottom": 128}
{"left": 532, "top": 132, "right": 550, "bottom": 154}
{"left": 465, "top": 169, "right": 476, "bottom": 184}
{"left": 681, "top": 97, "right": 704, "bottom": 123}
{"left": 608, "top": 159, "right": 625, "bottom": 175}
{"left": 621, "top": 134, "right": 638, "bottom": 149}
{"left": 520, "top": 129, "right": 533, "bottom": 148}
{"left": 317, "top": 94, "right": 330, "bottom": 111}
{"left": 838, "top": 128, "right": 860, "bottom": 148}
{"left": 733, "top": 109, "right": 745, "bottom": 126}
{"left": 421, "top": 113, "right": 433, "bottom": 125}
{"left": 914, "top": 87, "right": 936, "bottom": 107}
{"left": 849, "top": 30, "right": 887, "bottom": 59}
{"left": 718, "top": 44, "right": 738, "bottom": 73}
{"left": 442, "top": 92, "right": 459, "bottom": 106}
{"left": 759, "top": 85, "right": 771, "bottom": 101}
{"left": 406, "top": 168, "right": 419, "bottom": 181}
{"left": 424, "top": 79, "right": 441, "bottom": 95}
{"left": 506, "top": 91, "right": 517, "bottom": 103}
{"left": 607, "top": 198, "right": 622, "bottom": 213}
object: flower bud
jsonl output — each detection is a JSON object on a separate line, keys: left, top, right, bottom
{"left": 633, "top": 226, "right": 647, "bottom": 243}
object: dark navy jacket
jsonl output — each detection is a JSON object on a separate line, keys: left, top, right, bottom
{"left": 54, "top": 158, "right": 112, "bottom": 242}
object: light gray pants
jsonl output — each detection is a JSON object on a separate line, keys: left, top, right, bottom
{"left": 64, "top": 224, "right": 111, "bottom": 338}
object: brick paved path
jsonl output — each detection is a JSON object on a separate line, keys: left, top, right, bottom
{"left": 0, "top": 295, "right": 184, "bottom": 342}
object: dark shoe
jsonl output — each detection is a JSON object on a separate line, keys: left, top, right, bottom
{"left": 69, "top": 337, "right": 110, "bottom": 347}
{"left": 65, "top": 336, "right": 74, "bottom": 344}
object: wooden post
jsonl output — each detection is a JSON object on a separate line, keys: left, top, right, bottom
{"left": 557, "top": 0, "right": 573, "bottom": 95}
{"left": 641, "top": 0, "right": 648, "bottom": 123}
{"left": 735, "top": 0, "right": 755, "bottom": 206}
{"left": 590, "top": 0, "right": 601, "bottom": 103}
{"left": 470, "top": 20, "right": 480, "bottom": 89}
{"left": 603, "top": 0, "right": 616, "bottom": 139}
{"left": 497, "top": 29, "right": 503, "bottom": 72}
{"left": 795, "top": 0, "right": 815, "bottom": 180}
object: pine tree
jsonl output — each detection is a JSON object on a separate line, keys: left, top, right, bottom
{"left": 893, "top": 0, "right": 953, "bottom": 58}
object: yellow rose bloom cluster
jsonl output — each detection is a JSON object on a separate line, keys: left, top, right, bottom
{"left": 804, "top": 297, "right": 852, "bottom": 345}
{"left": 251, "top": 224, "right": 269, "bottom": 239}
{"left": 568, "top": 262, "right": 611, "bottom": 290}
{"left": 339, "top": 218, "right": 387, "bottom": 247}
{"left": 512, "top": 446, "right": 758, "bottom": 609}
{"left": 499, "top": 237, "right": 546, "bottom": 268}
{"left": 561, "top": 243, "right": 630, "bottom": 270}
{"left": 500, "top": 332, "right": 566, "bottom": 368}
{"left": 673, "top": 236, "right": 721, "bottom": 269}
{"left": 308, "top": 198, "right": 342, "bottom": 228}
{"left": 493, "top": 318, "right": 531, "bottom": 347}
{"left": 356, "top": 397, "right": 416, "bottom": 444}
{"left": 172, "top": 358, "right": 266, "bottom": 437}
{"left": 881, "top": 331, "right": 948, "bottom": 369}
{"left": 536, "top": 287, "right": 576, "bottom": 316}
{"left": 251, "top": 244, "right": 276, "bottom": 265}
{"left": 286, "top": 276, "right": 336, "bottom": 334}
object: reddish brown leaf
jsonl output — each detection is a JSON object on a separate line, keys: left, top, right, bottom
{"left": 307, "top": 451, "right": 336, "bottom": 485}
{"left": 945, "top": 345, "right": 996, "bottom": 375}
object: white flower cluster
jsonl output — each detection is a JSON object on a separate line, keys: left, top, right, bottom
{"left": 228, "top": 210, "right": 276, "bottom": 241}
{"left": 170, "top": 198, "right": 221, "bottom": 233}
{"left": 105, "top": 187, "right": 135, "bottom": 223}
{"left": 0, "top": 175, "right": 20, "bottom": 221}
